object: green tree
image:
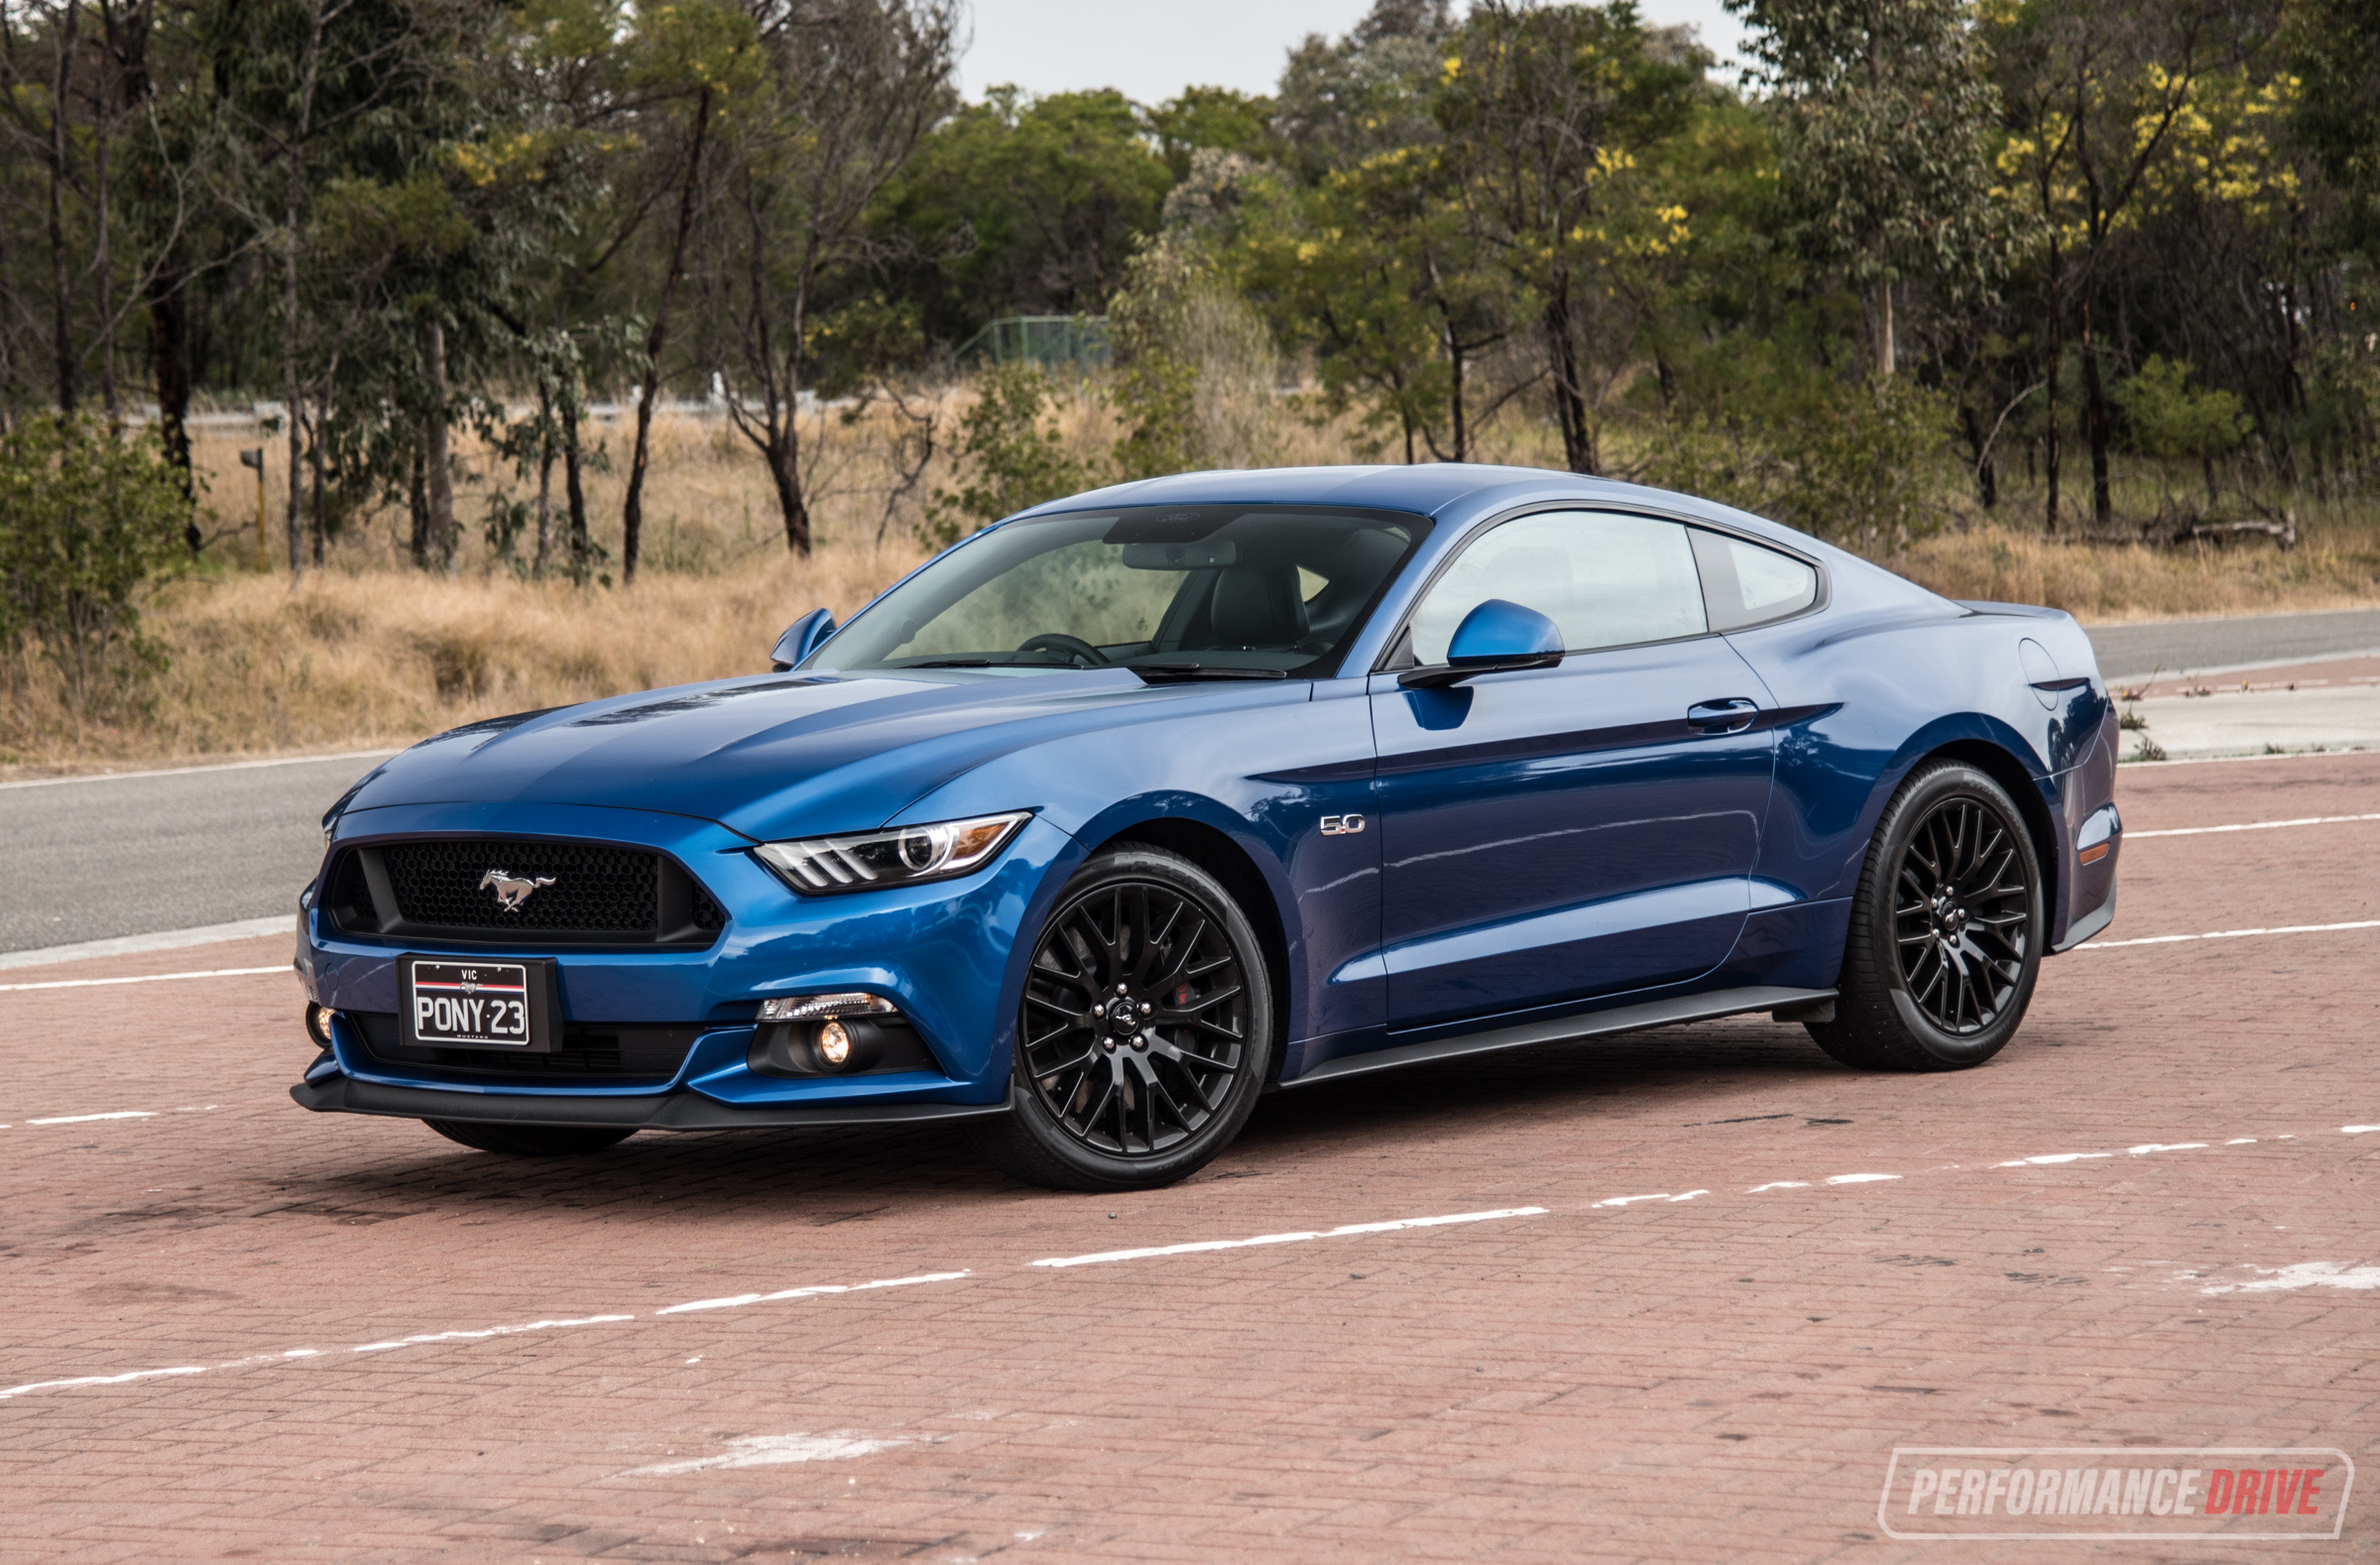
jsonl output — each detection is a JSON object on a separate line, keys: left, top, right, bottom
{"left": 1146, "top": 85, "right": 1277, "bottom": 181}
{"left": 874, "top": 86, "right": 1172, "bottom": 340}
{"left": 1987, "top": 0, "right": 2271, "bottom": 528}
{"left": 1731, "top": 0, "right": 2004, "bottom": 378}
{"left": 1440, "top": 0, "right": 1706, "bottom": 474}
{"left": 708, "top": 0, "right": 959, "bottom": 556}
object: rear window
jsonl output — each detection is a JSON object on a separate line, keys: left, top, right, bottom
{"left": 1691, "top": 530, "right": 1821, "bottom": 632}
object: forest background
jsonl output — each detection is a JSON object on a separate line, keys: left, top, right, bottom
{"left": 3, "top": 0, "right": 2379, "bottom": 769}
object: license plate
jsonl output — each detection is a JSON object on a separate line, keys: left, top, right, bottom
{"left": 399, "top": 956, "right": 557, "bottom": 1051}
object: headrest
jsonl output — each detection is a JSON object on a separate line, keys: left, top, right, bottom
{"left": 1208, "top": 561, "right": 1310, "bottom": 650}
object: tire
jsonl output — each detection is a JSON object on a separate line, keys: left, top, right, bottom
{"left": 423, "top": 1120, "right": 636, "bottom": 1157}
{"left": 965, "top": 846, "right": 1275, "bottom": 1191}
{"left": 1808, "top": 760, "right": 2045, "bottom": 1072}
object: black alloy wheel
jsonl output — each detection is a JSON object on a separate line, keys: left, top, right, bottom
{"left": 1892, "top": 794, "right": 2033, "bottom": 1034}
{"left": 1808, "top": 761, "right": 2045, "bottom": 1072}
{"left": 967, "top": 846, "right": 1273, "bottom": 1190}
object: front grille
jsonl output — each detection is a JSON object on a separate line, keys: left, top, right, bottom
{"left": 350, "top": 1011, "right": 701, "bottom": 1086}
{"left": 327, "top": 838, "right": 726, "bottom": 948}
{"left": 384, "top": 840, "right": 656, "bottom": 932}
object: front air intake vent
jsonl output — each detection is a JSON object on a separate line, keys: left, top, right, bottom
{"left": 326, "top": 838, "right": 725, "bottom": 948}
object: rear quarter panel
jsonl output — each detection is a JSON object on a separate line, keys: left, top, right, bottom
{"left": 1723, "top": 565, "right": 2113, "bottom": 954}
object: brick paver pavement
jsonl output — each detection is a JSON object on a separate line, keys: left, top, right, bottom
{"left": 2, "top": 754, "right": 2376, "bottom": 1563}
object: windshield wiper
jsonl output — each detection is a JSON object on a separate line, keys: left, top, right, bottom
{"left": 902, "top": 658, "right": 995, "bottom": 668}
{"left": 1130, "top": 662, "right": 1291, "bottom": 683}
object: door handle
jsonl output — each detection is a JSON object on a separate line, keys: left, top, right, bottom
{"left": 1687, "top": 697, "right": 1759, "bottom": 734}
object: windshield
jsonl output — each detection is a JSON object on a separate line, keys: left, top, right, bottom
{"left": 809, "top": 505, "right": 1431, "bottom": 679}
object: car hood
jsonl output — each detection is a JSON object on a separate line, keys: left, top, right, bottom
{"left": 337, "top": 668, "right": 1282, "bottom": 843}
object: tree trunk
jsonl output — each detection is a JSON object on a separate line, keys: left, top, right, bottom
{"left": 421, "top": 318, "right": 455, "bottom": 566}
{"left": 621, "top": 85, "right": 714, "bottom": 586}
{"left": 283, "top": 299, "right": 304, "bottom": 578}
{"left": 562, "top": 395, "right": 589, "bottom": 579}
{"left": 308, "top": 416, "right": 327, "bottom": 566}
{"left": 146, "top": 264, "right": 199, "bottom": 550}
{"left": 1872, "top": 279, "right": 1895, "bottom": 379}
{"left": 1543, "top": 284, "right": 1595, "bottom": 475}
{"left": 768, "top": 427, "right": 810, "bottom": 556}
{"left": 47, "top": 3, "right": 78, "bottom": 413}
{"left": 281, "top": 0, "right": 329, "bottom": 581}
{"left": 2042, "top": 251, "right": 2062, "bottom": 535}
{"left": 534, "top": 385, "right": 554, "bottom": 575}
{"left": 1446, "top": 323, "right": 1469, "bottom": 463}
{"left": 2081, "top": 296, "right": 2112, "bottom": 524}
{"left": 92, "top": 22, "right": 116, "bottom": 421}
{"left": 1961, "top": 398, "right": 1996, "bottom": 510}
{"left": 408, "top": 444, "right": 430, "bottom": 567}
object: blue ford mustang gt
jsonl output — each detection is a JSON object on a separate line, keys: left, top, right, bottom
{"left": 293, "top": 464, "right": 2121, "bottom": 1190}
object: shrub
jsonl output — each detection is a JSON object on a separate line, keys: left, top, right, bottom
{"left": 1639, "top": 375, "right": 1955, "bottom": 547}
{"left": 0, "top": 415, "right": 190, "bottom": 714}
{"left": 920, "top": 364, "right": 1094, "bottom": 547}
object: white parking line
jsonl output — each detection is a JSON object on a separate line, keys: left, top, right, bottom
{"left": 2080, "top": 919, "right": 2380, "bottom": 950}
{"left": 1030, "top": 1206, "right": 1549, "bottom": 1267}
{"left": 0, "top": 1366, "right": 207, "bottom": 1400}
{"left": 2127, "top": 812, "right": 2380, "bottom": 839}
{"left": 25, "top": 1111, "right": 155, "bottom": 1125}
{"left": 656, "top": 1271, "right": 971, "bottom": 1315}
{"left": 351, "top": 1315, "right": 635, "bottom": 1354}
{"left": 0, "top": 966, "right": 287, "bottom": 994}
{"left": 6, "top": 1125, "right": 2375, "bottom": 1405}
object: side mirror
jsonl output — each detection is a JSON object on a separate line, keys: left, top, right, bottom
{"left": 770, "top": 608, "right": 837, "bottom": 671}
{"left": 1398, "top": 598, "right": 1564, "bottom": 689}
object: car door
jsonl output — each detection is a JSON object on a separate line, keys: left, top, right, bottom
{"left": 1369, "top": 509, "right": 1778, "bottom": 1030}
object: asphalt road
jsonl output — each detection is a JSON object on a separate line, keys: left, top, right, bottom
{"left": 0, "top": 754, "right": 387, "bottom": 955}
{"left": 2084, "top": 605, "right": 2380, "bottom": 681}
{"left": 4, "top": 604, "right": 2378, "bottom": 955}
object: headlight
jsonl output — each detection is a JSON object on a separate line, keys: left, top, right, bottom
{"left": 754, "top": 810, "right": 1031, "bottom": 894}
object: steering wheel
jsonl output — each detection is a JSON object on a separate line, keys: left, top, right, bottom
{"left": 1016, "top": 633, "right": 1111, "bottom": 667}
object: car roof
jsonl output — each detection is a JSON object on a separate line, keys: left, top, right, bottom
{"left": 1004, "top": 462, "right": 1821, "bottom": 555}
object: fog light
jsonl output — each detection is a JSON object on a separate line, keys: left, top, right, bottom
{"left": 817, "top": 1019, "right": 853, "bottom": 1067}
{"left": 303, "top": 1003, "right": 336, "bottom": 1049}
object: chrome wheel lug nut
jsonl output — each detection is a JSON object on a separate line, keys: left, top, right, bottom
{"left": 1139, "top": 1002, "right": 1152, "bottom": 1016}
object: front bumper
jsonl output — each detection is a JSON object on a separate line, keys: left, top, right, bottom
{"left": 296, "top": 802, "right": 1083, "bottom": 1120}
{"left": 291, "top": 1061, "right": 1012, "bottom": 1132}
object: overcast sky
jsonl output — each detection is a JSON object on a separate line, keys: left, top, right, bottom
{"left": 956, "top": 0, "right": 1753, "bottom": 105}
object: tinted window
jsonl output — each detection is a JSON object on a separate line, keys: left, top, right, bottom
{"left": 815, "top": 506, "right": 1429, "bottom": 678}
{"left": 1690, "top": 529, "right": 1821, "bottom": 631}
{"left": 1407, "top": 511, "right": 1708, "bottom": 663}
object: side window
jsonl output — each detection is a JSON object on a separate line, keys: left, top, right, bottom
{"left": 1690, "top": 529, "right": 1820, "bottom": 632}
{"left": 1407, "top": 511, "right": 1708, "bottom": 664}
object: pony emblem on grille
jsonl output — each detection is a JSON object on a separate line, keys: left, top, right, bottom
{"left": 478, "top": 868, "right": 557, "bottom": 911}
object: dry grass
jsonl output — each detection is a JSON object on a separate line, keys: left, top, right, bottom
{"left": 1893, "top": 521, "right": 2380, "bottom": 620}
{"left": 0, "top": 540, "right": 923, "bottom": 774}
{"left": 5, "top": 386, "right": 2377, "bottom": 776}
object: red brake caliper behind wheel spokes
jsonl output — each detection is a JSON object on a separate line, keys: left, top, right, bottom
{"left": 1020, "top": 882, "right": 1247, "bottom": 1156}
